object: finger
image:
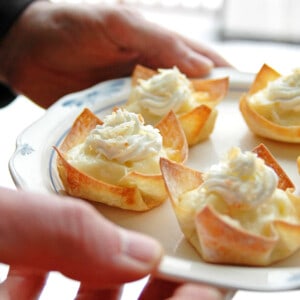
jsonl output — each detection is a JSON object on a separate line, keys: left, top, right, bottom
{"left": 138, "top": 278, "right": 180, "bottom": 300}
{"left": 133, "top": 26, "right": 215, "bottom": 77}
{"left": 166, "top": 283, "right": 223, "bottom": 300}
{"left": 0, "top": 267, "right": 47, "bottom": 300}
{"left": 0, "top": 187, "right": 163, "bottom": 287}
{"left": 141, "top": 41, "right": 215, "bottom": 78}
{"left": 75, "top": 283, "right": 123, "bottom": 300}
{"left": 121, "top": 13, "right": 232, "bottom": 76}
{"left": 179, "top": 33, "right": 232, "bottom": 68}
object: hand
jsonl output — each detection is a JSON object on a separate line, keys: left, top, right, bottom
{"left": 0, "top": 187, "right": 225, "bottom": 300}
{"left": 0, "top": 187, "right": 161, "bottom": 299}
{"left": 0, "top": 1, "right": 230, "bottom": 108}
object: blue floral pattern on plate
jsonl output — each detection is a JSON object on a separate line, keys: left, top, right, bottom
{"left": 61, "top": 78, "right": 128, "bottom": 108}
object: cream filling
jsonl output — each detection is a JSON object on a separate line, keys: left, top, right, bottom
{"left": 126, "top": 67, "right": 211, "bottom": 124}
{"left": 180, "top": 188, "right": 298, "bottom": 237}
{"left": 178, "top": 147, "right": 298, "bottom": 237}
{"left": 67, "top": 144, "right": 165, "bottom": 185}
{"left": 249, "top": 68, "right": 300, "bottom": 126}
{"left": 65, "top": 108, "right": 166, "bottom": 184}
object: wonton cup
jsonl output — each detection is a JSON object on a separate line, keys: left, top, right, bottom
{"left": 160, "top": 144, "right": 300, "bottom": 266}
{"left": 55, "top": 108, "right": 188, "bottom": 211}
{"left": 126, "top": 64, "right": 229, "bottom": 146}
{"left": 240, "top": 64, "right": 300, "bottom": 143}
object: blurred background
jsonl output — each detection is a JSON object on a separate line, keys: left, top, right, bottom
{"left": 51, "top": 0, "right": 300, "bottom": 74}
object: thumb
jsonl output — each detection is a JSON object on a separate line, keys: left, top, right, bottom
{"left": 0, "top": 187, "right": 163, "bottom": 287}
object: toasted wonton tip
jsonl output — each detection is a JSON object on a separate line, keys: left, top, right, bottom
{"left": 248, "top": 64, "right": 281, "bottom": 95}
{"left": 252, "top": 143, "right": 294, "bottom": 190}
{"left": 190, "top": 76, "right": 229, "bottom": 103}
{"left": 160, "top": 157, "right": 203, "bottom": 206}
{"left": 59, "top": 108, "right": 103, "bottom": 152}
{"left": 156, "top": 110, "right": 188, "bottom": 163}
{"left": 131, "top": 64, "right": 157, "bottom": 86}
{"left": 179, "top": 105, "right": 216, "bottom": 146}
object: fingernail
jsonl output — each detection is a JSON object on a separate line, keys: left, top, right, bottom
{"left": 187, "top": 54, "right": 214, "bottom": 77}
{"left": 117, "top": 229, "right": 163, "bottom": 271}
{"left": 203, "top": 56, "right": 214, "bottom": 68}
{"left": 200, "top": 57, "right": 214, "bottom": 74}
{"left": 205, "top": 288, "right": 223, "bottom": 300}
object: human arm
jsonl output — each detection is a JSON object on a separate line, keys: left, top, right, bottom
{"left": 0, "top": 1, "right": 230, "bottom": 108}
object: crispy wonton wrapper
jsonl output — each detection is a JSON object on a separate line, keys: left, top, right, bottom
{"left": 240, "top": 64, "right": 300, "bottom": 143}
{"left": 160, "top": 143, "right": 300, "bottom": 266}
{"left": 127, "top": 64, "right": 229, "bottom": 146}
{"left": 55, "top": 108, "right": 188, "bottom": 211}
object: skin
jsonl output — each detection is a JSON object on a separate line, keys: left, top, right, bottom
{"left": 0, "top": 1, "right": 230, "bottom": 108}
{"left": 0, "top": 1, "right": 231, "bottom": 299}
{"left": 0, "top": 187, "right": 224, "bottom": 300}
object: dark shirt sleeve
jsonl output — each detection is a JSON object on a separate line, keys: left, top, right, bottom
{"left": 0, "top": 0, "right": 36, "bottom": 39}
{"left": 0, "top": 0, "right": 36, "bottom": 107}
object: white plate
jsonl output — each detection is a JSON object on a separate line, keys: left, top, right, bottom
{"left": 9, "top": 68, "right": 300, "bottom": 292}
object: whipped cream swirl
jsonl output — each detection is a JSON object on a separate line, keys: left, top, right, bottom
{"left": 197, "top": 147, "right": 278, "bottom": 209}
{"left": 132, "top": 67, "right": 192, "bottom": 116}
{"left": 83, "top": 108, "right": 162, "bottom": 163}
{"left": 254, "top": 68, "right": 300, "bottom": 112}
